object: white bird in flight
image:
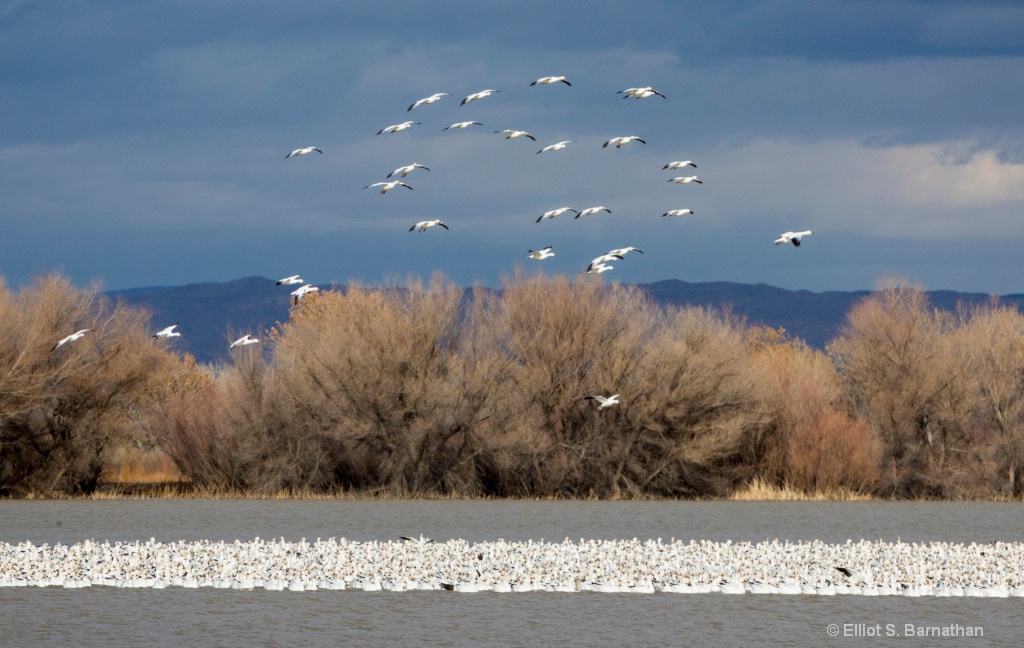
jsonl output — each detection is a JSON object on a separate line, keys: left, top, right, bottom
{"left": 603, "top": 136, "right": 646, "bottom": 148}
{"left": 663, "top": 160, "right": 697, "bottom": 170}
{"left": 537, "top": 207, "right": 578, "bottom": 223}
{"left": 408, "top": 92, "right": 448, "bottom": 111}
{"left": 387, "top": 163, "right": 430, "bottom": 179}
{"left": 531, "top": 75, "right": 572, "bottom": 86}
{"left": 377, "top": 121, "right": 420, "bottom": 135}
{"left": 410, "top": 220, "right": 449, "bottom": 232}
{"left": 537, "top": 140, "right": 576, "bottom": 154}
{"left": 775, "top": 230, "right": 814, "bottom": 247}
{"left": 606, "top": 246, "right": 643, "bottom": 257}
{"left": 496, "top": 129, "right": 536, "bottom": 141}
{"left": 668, "top": 176, "right": 702, "bottom": 185}
{"left": 584, "top": 394, "right": 620, "bottom": 408}
{"left": 461, "top": 89, "right": 499, "bottom": 106}
{"left": 528, "top": 246, "right": 555, "bottom": 260}
{"left": 51, "top": 329, "right": 93, "bottom": 352}
{"left": 619, "top": 86, "right": 666, "bottom": 99}
{"left": 291, "top": 284, "right": 319, "bottom": 304}
{"left": 444, "top": 121, "right": 483, "bottom": 131}
{"left": 153, "top": 324, "right": 181, "bottom": 339}
{"left": 400, "top": 534, "right": 434, "bottom": 546}
{"left": 363, "top": 180, "right": 413, "bottom": 194}
{"left": 277, "top": 275, "right": 304, "bottom": 286}
{"left": 284, "top": 147, "right": 322, "bottom": 158}
{"left": 575, "top": 206, "right": 611, "bottom": 219}
{"left": 591, "top": 253, "right": 624, "bottom": 266}
{"left": 585, "top": 262, "right": 614, "bottom": 274}
{"left": 662, "top": 209, "right": 695, "bottom": 217}
{"left": 230, "top": 334, "right": 259, "bottom": 349}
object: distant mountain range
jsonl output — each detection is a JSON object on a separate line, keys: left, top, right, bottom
{"left": 108, "top": 277, "right": 1022, "bottom": 365}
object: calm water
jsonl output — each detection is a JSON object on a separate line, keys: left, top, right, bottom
{"left": 2, "top": 501, "right": 1022, "bottom": 647}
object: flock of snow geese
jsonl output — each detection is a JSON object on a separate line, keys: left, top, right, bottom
{"left": 3, "top": 536, "right": 1022, "bottom": 597}
{"left": 49, "top": 75, "right": 813, "bottom": 403}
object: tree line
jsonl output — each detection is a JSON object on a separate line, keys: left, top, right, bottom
{"left": 2, "top": 272, "right": 1022, "bottom": 499}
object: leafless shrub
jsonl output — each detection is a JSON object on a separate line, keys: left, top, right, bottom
{"left": 829, "top": 279, "right": 974, "bottom": 496}
{"left": 0, "top": 274, "right": 181, "bottom": 495}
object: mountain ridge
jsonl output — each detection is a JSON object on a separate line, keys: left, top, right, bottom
{"left": 107, "top": 277, "right": 1018, "bottom": 365}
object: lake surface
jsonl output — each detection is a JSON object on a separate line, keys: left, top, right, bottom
{"left": 2, "top": 500, "right": 1022, "bottom": 647}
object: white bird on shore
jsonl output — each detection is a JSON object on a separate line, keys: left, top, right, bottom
{"left": 606, "top": 247, "right": 643, "bottom": 257}
{"left": 603, "top": 136, "right": 646, "bottom": 148}
{"left": 668, "top": 176, "right": 702, "bottom": 185}
{"left": 775, "top": 230, "right": 813, "bottom": 247}
{"left": 496, "top": 129, "right": 536, "bottom": 141}
{"left": 585, "top": 262, "right": 614, "bottom": 274}
{"left": 461, "top": 89, "right": 499, "bottom": 106}
{"left": 575, "top": 206, "right": 611, "bottom": 218}
{"left": 377, "top": 121, "right": 420, "bottom": 135}
{"left": 663, "top": 160, "right": 697, "bottom": 169}
{"left": 363, "top": 180, "right": 413, "bottom": 194}
{"left": 387, "top": 163, "right": 430, "bottom": 179}
{"left": 408, "top": 92, "right": 449, "bottom": 112}
{"left": 277, "top": 275, "right": 304, "bottom": 286}
{"left": 444, "top": 121, "right": 483, "bottom": 131}
{"left": 410, "top": 220, "right": 448, "bottom": 232}
{"left": 662, "top": 209, "right": 695, "bottom": 217}
{"left": 291, "top": 284, "right": 319, "bottom": 305}
{"left": 537, "top": 140, "right": 576, "bottom": 154}
{"left": 584, "top": 394, "right": 620, "bottom": 408}
{"left": 284, "top": 147, "right": 322, "bottom": 158}
{"left": 400, "top": 534, "right": 434, "bottom": 546}
{"left": 531, "top": 75, "right": 572, "bottom": 86}
{"left": 51, "top": 329, "right": 93, "bottom": 352}
{"left": 528, "top": 246, "right": 555, "bottom": 260}
{"left": 230, "top": 334, "right": 259, "bottom": 349}
{"left": 153, "top": 324, "right": 181, "bottom": 339}
{"left": 537, "top": 207, "right": 578, "bottom": 223}
{"left": 618, "top": 86, "right": 666, "bottom": 99}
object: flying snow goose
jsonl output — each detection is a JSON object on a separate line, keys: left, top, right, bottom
{"left": 618, "top": 86, "right": 666, "bottom": 99}
{"left": 662, "top": 209, "right": 695, "bottom": 217}
{"left": 51, "top": 329, "right": 93, "bottom": 352}
{"left": 774, "top": 230, "right": 813, "bottom": 246}
{"left": 387, "top": 163, "right": 430, "bottom": 179}
{"left": 585, "top": 262, "right": 614, "bottom": 274}
{"left": 400, "top": 534, "right": 434, "bottom": 546}
{"left": 584, "top": 394, "right": 620, "bottom": 408}
{"left": 410, "top": 220, "right": 449, "bottom": 232}
{"left": 531, "top": 75, "right": 572, "bottom": 86}
{"left": 284, "top": 147, "right": 322, "bottom": 158}
{"left": 528, "top": 246, "right": 555, "bottom": 260}
{"left": 408, "top": 92, "right": 449, "bottom": 111}
{"left": 575, "top": 206, "right": 611, "bottom": 218}
{"left": 291, "top": 284, "right": 319, "bottom": 304}
{"left": 461, "top": 89, "right": 499, "bottom": 105}
{"left": 363, "top": 180, "right": 413, "bottom": 194}
{"left": 591, "top": 253, "right": 624, "bottom": 266}
{"left": 603, "top": 136, "right": 646, "bottom": 148}
{"left": 667, "top": 176, "right": 702, "bottom": 184}
{"left": 663, "top": 160, "right": 697, "bottom": 169}
{"left": 496, "top": 129, "right": 536, "bottom": 141}
{"left": 606, "top": 246, "right": 643, "bottom": 257}
{"left": 443, "top": 121, "right": 483, "bottom": 131}
{"left": 153, "top": 324, "right": 181, "bottom": 339}
{"left": 276, "top": 275, "right": 304, "bottom": 286}
{"left": 537, "top": 140, "right": 576, "bottom": 154}
{"left": 537, "top": 207, "right": 578, "bottom": 223}
{"left": 376, "top": 121, "right": 420, "bottom": 135}
{"left": 229, "top": 334, "right": 259, "bottom": 349}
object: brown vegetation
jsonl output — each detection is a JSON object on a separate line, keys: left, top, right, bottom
{"left": 4, "top": 271, "right": 1024, "bottom": 499}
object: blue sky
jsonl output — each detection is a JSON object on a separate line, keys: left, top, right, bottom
{"left": 3, "top": 1, "right": 1024, "bottom": 293}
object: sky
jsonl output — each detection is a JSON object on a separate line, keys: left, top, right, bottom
{"left": 3, "top": 0, "right": 1024, "bottom": 294}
